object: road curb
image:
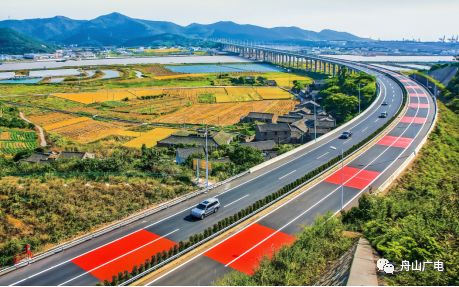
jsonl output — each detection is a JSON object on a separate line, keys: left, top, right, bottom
{"left": 130, "top": 78, "right": 408, "bottom": 285}
{"left": 375, "top": 78, "right": 438, "bottom": 194}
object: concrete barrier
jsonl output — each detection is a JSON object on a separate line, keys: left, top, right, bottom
{"left": 250, "top": 80, "right": 382, "bottom": 173}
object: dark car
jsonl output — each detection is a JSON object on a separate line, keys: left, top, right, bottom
{"left": 379, "top": 111, "right": 388, "bottom": 118}
{"left": 339, "top": 131, "right": 352, "bottom": 139}
{"left": 382, "top": 101, "right": 388, "bottom": 106}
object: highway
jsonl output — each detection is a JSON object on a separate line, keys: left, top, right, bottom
{"left": 0, "top": 62, "right": 435, "bottom": 286}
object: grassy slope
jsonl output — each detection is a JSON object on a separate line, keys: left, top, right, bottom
{"left": 343, "top": 102, "right": 459, "bottom": 285}
{"left": 217, "top": 216, "right": 354, "bottom": 285}
{"left": 217, "top": 102, "right": 458, "bottom": 285}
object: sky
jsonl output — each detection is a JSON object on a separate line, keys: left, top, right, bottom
{"left": 1, "top": 0, "right": 458, "bottom": 41}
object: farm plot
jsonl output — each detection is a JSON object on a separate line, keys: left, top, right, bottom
{"left": 0, "top": 129, "right": 37, "bottom": 154}
{"left": 152, "top": 99, "right": 297, "bottom": 126}
{"left": 29, "top": 112, "right": 133, "bottom": 144}
{"left": 52, "top": 89, "right": 166, "bottom": 104}
{"left": 216, "top": 87, "right": 262, "bottom": 103}
{"left": 49, "top": 120, "right": 127, "bottom": 144}
{"left": 43, "top": 117, "right": 91, "bottom": 130}
{"left": 256, "top": 87, "right": 292, "bottom": 100}
{"left": 123, "top": 128, "right": 176, "bottom": 148}
{"left": 263, "top": 72, "right": 314, "bottom": 88}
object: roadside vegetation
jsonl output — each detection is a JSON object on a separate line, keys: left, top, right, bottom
{"left": 0, "top": 63, "right": 377, "bottom": 270}
{"left": 218, "top": 100, "right": 458, "bottom": 285}
{"left": 217, "top": 216, "right": 355, "bottom": 285}
{"left": 320, "top": 68, "right": 376, "bottom": 123}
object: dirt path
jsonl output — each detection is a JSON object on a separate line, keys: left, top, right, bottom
{"left": 19, "top": 112, "right": 47, "bottom": 147}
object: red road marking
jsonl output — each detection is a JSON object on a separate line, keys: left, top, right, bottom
{"left": 324, "top": 166, "right": 380, "bottom": 190}
{"left": 400, "top": 116, "right": 427, "bottom": 124}
{"left": 405, "top": 85, "right": 422, "bottom": 89}
{"left": 377, "top": 135, "right": 413, "bottom": 148}
{"left": 409, "top": 103, "right": 430, "bottom": 108}
{"left": 409, "top": 92, "right": 428, "bottom": 98}
{"left": 400, "top": 79, "right": 411, "bottom": 83}
{"left": 204, "top": 223, "right": 295, "bottom": 275}
{"left": 72, "top": 229, "right": 176, "bottom": 281}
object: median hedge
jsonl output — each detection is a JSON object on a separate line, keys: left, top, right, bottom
{"left": 101, "top": 71, "right": 407, "bottom": 286}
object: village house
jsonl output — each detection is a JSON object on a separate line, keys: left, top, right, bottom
{"left": 158, "top": 131, "right": 233, "bottom": 150}
{"left": 240, "top": 140, "right": 276, "bottom": 152}
{"left": 255, "top": 122, "right": 308, "bottom": 144}
{"left": 241, "top": 112, "right": 277, "bottom": 124}
{"left": 21, "top": 151, "right": 95, "bottom": 164}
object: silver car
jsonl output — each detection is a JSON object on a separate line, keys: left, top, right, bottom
{"left": 191, "top": 198, "right": 221, "bottom": 219}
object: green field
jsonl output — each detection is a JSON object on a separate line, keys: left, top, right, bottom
{"left": 0, "top": 129, "right": 37, "bottom": 154}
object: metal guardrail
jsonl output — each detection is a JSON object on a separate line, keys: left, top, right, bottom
{"left": 0, "top": 171, "right": 249, "bottom": 276}
{"left": 0, "top": 54, "right": 404, "bottom": 278}
{"left": 120, "top": 68, "right": 410, "bottom": 286}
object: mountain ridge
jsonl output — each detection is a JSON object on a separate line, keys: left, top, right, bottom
{"left": 0, "top": 27, "right": 56, "bottom": 54}
{"left": 0, "top": 12, "right": 367, "bottom": 47}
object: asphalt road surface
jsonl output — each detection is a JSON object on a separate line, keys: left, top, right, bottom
{"left": 0, "top": 63, "right": 435, "bottom": 286}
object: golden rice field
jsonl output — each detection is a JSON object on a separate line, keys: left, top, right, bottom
{"left": 0, "top": 131, "right": 11, "bottom": 140}
{"left": 255, "top": 87, "right": 292, "bottom": 100}
{"left": 262, "top": 72, "right": 314, "bottom": 88}
{"left": 28, "top": 112, "right": 135, "bottom": 144}
{"left": 123, "top": 128, "right": 176, "bottom": 148}
{"left": 28, "top": 113, "right": 78, "bottom": 127}
{"left": 53, "top": 89, "right": 166, "bottom": 104}
{"left": 152, "top": 99, "right": 297, "bottom": 126}
{"left": 43, "top": 117, "right": 91, "bottom": 131}
{"left": 53, "top": 86, "right": 292, "bottom": 105}
{"left": 49, "top": 120, "right": 127, "bottom": 144}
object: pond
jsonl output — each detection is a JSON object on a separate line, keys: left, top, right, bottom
{"left": 101, "top": 70, "right": 121, "bottom": 79}
{"left": 48, "top": 78, "right": 65, "bottom": 83}
{"left": 0, "top": 78, "right": 43, "bottom": 84}
{"left": 164, "top": 63, "right": 282, "bottom": 74}
{"left": 0, "top": 72, "right": 15, "bottom": 79}
{"left": 29, "top": 69, "right": 81, "bottom": 77}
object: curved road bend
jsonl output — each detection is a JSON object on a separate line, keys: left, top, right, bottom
{"left": 148, "top": 69, "right": 435, "bottom": 285}
{"left": 0, "top": 63, "right": 417, "bottom": 286}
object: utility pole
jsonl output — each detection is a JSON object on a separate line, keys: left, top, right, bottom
{"left": 330, "top": 146, "right": 344, "bottom": 210}
{"left": 205, "top": 125, "right": 209, "bottom": 189}
{"left": 358, "top": 83, "right": 361, "bottom": 114}
{"left": 313, "top": 95, "right": 317, "bottom": 141}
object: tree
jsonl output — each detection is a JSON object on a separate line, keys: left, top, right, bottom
{"left": 323, "top": 93, "right": 358, "bottom": 123}
{"left": 229, "top": 145, "right": 264, "bottom": 171}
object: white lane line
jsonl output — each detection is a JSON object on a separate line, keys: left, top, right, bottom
{"left": 343, "top": 139, "right": 352, "bottom": 145}
{"left": 374, "top": 119, "right": 379, "bottom": 123}
{"left": 361, "top": 127, "right": 369, "bottom": 133}
{"left": 316, "top": 152, "right": 329, "bottom": 160}
{"left": 278, "top": 170, "right": 297, "bottom": 180}
{"left": 226, "top": 81, "right": 426, "bottom": 268}
{"left": 11, "top": 70, "right": 394, "bottom": 286}
{"left": 224, "top": 195, "right": 250, "bottom": 208}
{"left": 147, "top": 75, "right": 422, "bottom": 285}
{"left": 57, "top": 229, "right": 180, "bottom": 286}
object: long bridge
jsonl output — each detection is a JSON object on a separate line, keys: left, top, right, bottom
{"left": 220, "top": 41, "right": 358, "bottom": 76}
{"left": 0, "top": 43, "right": 437, "bottom": 286}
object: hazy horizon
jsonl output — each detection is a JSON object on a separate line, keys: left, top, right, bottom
{"left": 1, "top": 0, "right": 458, "bottom": 41}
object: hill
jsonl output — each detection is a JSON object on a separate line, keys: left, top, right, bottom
{"left": 0, "top": 28, "right": 56, "bottom": 54}
{"left": 0, "top": 12, "right": 367, "bottom": 47}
